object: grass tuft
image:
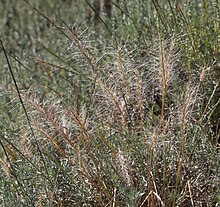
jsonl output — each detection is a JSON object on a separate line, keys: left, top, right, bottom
{"left": 0, "top": 0, "right": 219, "bottom": 206}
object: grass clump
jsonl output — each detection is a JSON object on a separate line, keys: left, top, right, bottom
{"left": 0, "top": 0, "right": 219, "bottom": 206}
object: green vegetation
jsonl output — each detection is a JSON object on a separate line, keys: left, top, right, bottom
{"left": 0, "top": 0, "right": 219, "bottom": 206}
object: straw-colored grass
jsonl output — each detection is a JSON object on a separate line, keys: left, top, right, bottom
{"left": 0, "top": 0, "right": 219, "bottom": 206}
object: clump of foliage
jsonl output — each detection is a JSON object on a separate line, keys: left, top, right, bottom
{"left": 0, "top": 0, "right": 219, "bottom": 206}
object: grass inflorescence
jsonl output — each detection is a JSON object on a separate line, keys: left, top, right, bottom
{"left": 0, "top": 0, "right": 219, "bottom": 206}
